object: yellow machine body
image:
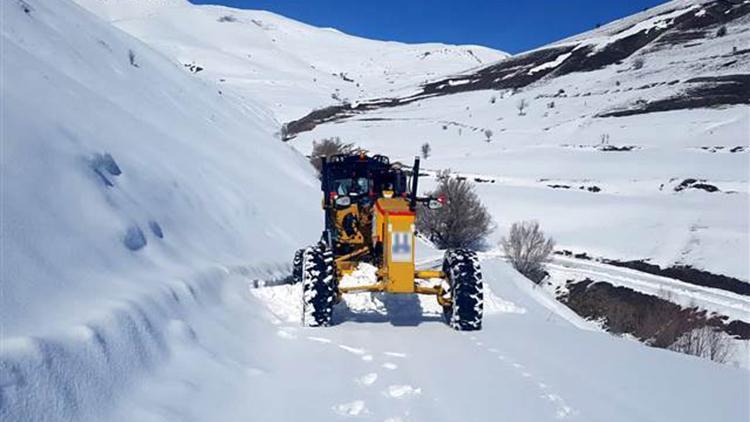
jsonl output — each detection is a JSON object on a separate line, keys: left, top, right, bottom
{"left": 318, "top": 153, "right": 446, "bottom": 303}
{"left": 332, "top": 196, "right": 444, "bottom": 298}
{"left": 374, "top": 197, "right": 416, "bottom": 293}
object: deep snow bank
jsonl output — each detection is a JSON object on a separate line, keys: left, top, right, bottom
{"left": 1, "top": 0, "right": 319, "bottom": 420}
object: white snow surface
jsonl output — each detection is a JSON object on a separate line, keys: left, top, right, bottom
{"left": 2, "top": 1, "right": 749, "bottom": 421}
{"left": 73, "top": 0, "right": 508, "bottom": 122}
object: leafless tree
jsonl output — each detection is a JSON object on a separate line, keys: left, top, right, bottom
{"left": 420, "top": 142, "right": 431, "bottom": 159}
{"left": 128, "top": 49, "right": 139, "bottom": 68}
{"left": 309, "top": 137, "right": 356, "bottom": 173}
{"left": 517, "top": 99, "right": 528, "bottom": 116}
{"left": 417, "top": 170, "right": 493, "bottom": 249}
{"left": 669, "top": 326, "right": 732, "bottom": 364}
{"left": 501, "top": 221, "right": 555, "bottom": 283}
{"left": 483, "top": 129, "right": 493, "bottom": 143}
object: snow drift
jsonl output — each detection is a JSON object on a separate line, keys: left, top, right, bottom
{"left": 0, "top": 0, "right": 319, "bottom": 420}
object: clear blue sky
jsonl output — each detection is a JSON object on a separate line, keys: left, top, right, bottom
{"left": 189, "top": 0, "right": 669, "bottom": 54}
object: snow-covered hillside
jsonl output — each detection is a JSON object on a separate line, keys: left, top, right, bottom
{"left": 1, "top": 1, "right": 748, "bottom": 421}
{"left": 73, "top": 0, "right": 507, "bottom": 123}
{"left": 1, "top": 0, "right": 319, "bottom": 419}
{"left": 290, "top": 0, "right": 750, "bottom": 281}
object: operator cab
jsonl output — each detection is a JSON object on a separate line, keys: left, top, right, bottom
{"left": 322, "top": 153, "right": 409, "bottom": 208}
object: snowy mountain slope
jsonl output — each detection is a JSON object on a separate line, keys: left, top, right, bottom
{"left": 73, "top": 0, "right": 508, "bottom": 123}
{"left": 285, "top": 0, "right": 749, "bottom": 135}
{"left": 2, "top": 1, "right": 748, "bottom": 421}
{"left": 0, "top": 0, "right": 320, "bottom": 420}
{"left": 290, "top": 0, "right": 750, "bottom": 281}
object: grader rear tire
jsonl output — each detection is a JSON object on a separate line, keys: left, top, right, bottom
{"left": 442, "top": 249, "right": 483, "bottom": 331}
{"left": 301, "top": 244, "right": 336, "bottom": 327}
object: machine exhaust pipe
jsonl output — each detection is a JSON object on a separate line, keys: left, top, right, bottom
{"left": 410, "top": 156, "right": 420, "bottom": 210}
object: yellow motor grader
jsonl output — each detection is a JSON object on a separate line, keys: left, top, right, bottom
{"left": 293, "top": 153, "right": 483, "bottom": 330}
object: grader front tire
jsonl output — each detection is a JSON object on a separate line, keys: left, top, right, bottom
{"left": 301, "top": 245, "right": 336, "bottom": 327}
{"left": 442, "top": 249, "right": 484, "bottom": 331}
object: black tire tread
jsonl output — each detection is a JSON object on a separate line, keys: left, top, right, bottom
{"left": 442, "top": 249, "right": 484, "bottom": 331}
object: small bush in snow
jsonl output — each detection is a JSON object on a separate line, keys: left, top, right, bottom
{"left": 128, "top": 49, "right": 139, "bottom": 68}
{"left": 716, "top": 25, "right": 727, "bottom": 37}
{"left": 18, "top": 0, "right": 32, "bottom": 13}
{"left": 483, "top": 129, "right": 493, "bottom": 143}
{"left": 516, "top": 99, "right": 528, "bottom": 116}
{"left": 501, "top": 221, "right": 555, "bottom": 284}
{"left": 218, "top": 15, "right": 237, "bottom": 22}
{"left": 417, "top": 170, "right": 493, "bottom": 250}
{"left": 669, "top": 326, "right": 732, "bottom": 364}
{"left": 420, "top": 142, "right": 431, "bottom": 159}
{"left": 310, "top": 137, "right": 356, "bottom": 174}
{"left": 632, "top": 57, "right": 645, "bottom": 70}
{"left": 490, "top": 95, "right": 497, "bottom": 104}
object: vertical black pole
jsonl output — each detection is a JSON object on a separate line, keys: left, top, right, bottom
{"left": 410, "top": 156, "right": 420, "bottom": 210}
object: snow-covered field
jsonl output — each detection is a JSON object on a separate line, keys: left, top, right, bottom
{"left": 1, "top": 0, "right": 748, "bottom": 421}
{"left": 290, "top": 10, "right": 750, "bottom": 279}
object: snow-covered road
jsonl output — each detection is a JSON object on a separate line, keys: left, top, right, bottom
{"left": 105, "top": 259, "right": 748, "bottom": 422}
{"left": 548, "top": 256, "right": 750, "bottom": 322}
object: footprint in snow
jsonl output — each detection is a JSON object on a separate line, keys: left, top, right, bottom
{"left": 384, "top": 351, "right": 407, "bottom": 358}
{"left": 382, "top": 362, "right": 398, "bottom": 370}
{"left": 332, "top": 400, "right": 368, "bottom": 417}
{"left": 356, "top": 372, "right": 378, "bottom": 386}
{"left": 543, "top": 393, "right": 575, "bottom": 419}
{"left": 306, "top": 336, "right": 332, "bottom": 343}
{"left": 339, "top": 344, "right": 366, "bottom": 355}
{"left": 383, "top": 385, "right": 421, "bottom": 399}
{"left": 361, "top": 354, "right": 374, "bottom": 362}
{"left": 276, "top": 328, "right": 296, "bottom": 340}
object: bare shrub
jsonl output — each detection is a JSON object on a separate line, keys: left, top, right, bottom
{"left": 501, "top": 221, "right": 555, "bottom": 283}
{"left": 217, "top": 15, "right": 237, "bottom": 22}
{"left": 128, "top": 49, "right": 139, "bottom": 67}
{"left": 632, "top": 57, "right": 645, "bottom": 70}
{"left": 716, "top": 25, "right": 727, "bottom": 37}
{"left": 420, "top": 142, "right": 431, "bottom": 159}
{"left": 490, "top": 95, "right": 497, "bottom": 104}
{"left": 516, "top": 99, "right": 528, "bottom": 116}
{"left": 309, "top": 137, "right": 356, "bottom": 173}
{"left": 669, "top": 326, "right": 732, "bottom": 363}
{"left": 483, "top": 129, "right": 493, "bottom": 143}
{"left": 18, "top": 0, "right": 32, "bottom": 13}
{"left": 417, "top": 171, "right": 493, "bottom": 249}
